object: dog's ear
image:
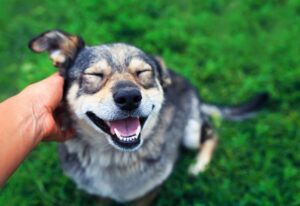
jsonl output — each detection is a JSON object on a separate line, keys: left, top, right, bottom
{"left": 153, "top": 56, "right": 172, "bottom": 87}
{"left": 28, "top": 30, "right": 84, "bottom": 74}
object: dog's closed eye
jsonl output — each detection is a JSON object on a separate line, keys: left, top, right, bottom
{"left": 136, "top": 69, "right": 152, "bottom": 77}
{"left": 81, "top": 73, "right": 106, "bottom": 94}
{"left": 135, "top": 69, "right": 155, "bottom": 88}
{"left": 84, "top": 72, "right": 104, "bottom": 79}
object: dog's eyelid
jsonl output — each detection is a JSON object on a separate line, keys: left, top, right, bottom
{"left": 84, "top": 72, "right": 104, "bottom": 78}
{"left": 136, "top": 69, "right": 152, "bottom": 76}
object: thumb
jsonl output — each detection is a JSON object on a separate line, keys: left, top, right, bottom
{"left": 42, "top": 116, "right": 75, "bottom": 142}
{"left": 43, "top": 126, "right": 75, "bottom": 142}
{"left": 30, "top": 72, "right": 65, "bottom": 112}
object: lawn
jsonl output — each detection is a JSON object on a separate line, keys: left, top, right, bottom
{"left": 0, "top": 0, "right": 300, "bottom": 205}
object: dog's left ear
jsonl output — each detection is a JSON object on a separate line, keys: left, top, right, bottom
{"left": 28, "top": 30, "right": 85, "bottom": 74}
{"left": 153, "top": 56, "right": 172, "bottom": 87}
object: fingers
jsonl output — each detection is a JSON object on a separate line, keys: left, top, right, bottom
{"left": 43, "top": 124, "right": 75, "bottom": 142}
{"left": 42, "top": 109, "right": 75, "bottom": 142}
{"left": 24, "top": 72, "right": 64, "bottom": 112}
{"left": 16, "top": 73, "right": 74, "bottom": 143}
{"left": 47, "top": 105, "right": 75, "bottom": 142}
{"left": 37, "top": 72, "right": 65, "bottom": 111}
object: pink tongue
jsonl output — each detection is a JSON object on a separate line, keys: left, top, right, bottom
{"left": 109, "top": 117, "right": 140, "bottom": 137}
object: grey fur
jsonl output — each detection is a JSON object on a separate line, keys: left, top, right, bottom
{"left": 59, "top": 43, "right": 266, "bottom": 202}
{"left": 29, "top": 30, "right": 267, "bottom": 203}
{"left": 60, "top": 64, "right": 202, "bottom": 202}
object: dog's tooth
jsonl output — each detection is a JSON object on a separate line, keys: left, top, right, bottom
{"left": 114, "top": 128, "right": 122, "bottom": 139}
{"left": 136, "top": 125, "right": 141, "bottom": 136}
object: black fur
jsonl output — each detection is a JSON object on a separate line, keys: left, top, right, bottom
{"left": 223, "top": 92, "right": 269, "bottom": 120}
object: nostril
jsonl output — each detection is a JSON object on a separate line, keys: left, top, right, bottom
{"left": 133, "top": 95, "right": 142, "bottom": 103}
{"left": 115, "top": 97, "right": 127, "bottom": 105}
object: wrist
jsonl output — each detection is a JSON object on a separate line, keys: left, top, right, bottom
{"left": 0, "top": 93, "right": 44, "bottom": 185}
{"left": 12, "top": 88, "right": 48, "bottom": 145}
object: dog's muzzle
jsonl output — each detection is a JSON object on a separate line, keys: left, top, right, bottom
{"left": 85, "top": 81, "right": 151, "bottom": 151}
{"left": 113, "top": 82, "right": 142, "bottom": 111}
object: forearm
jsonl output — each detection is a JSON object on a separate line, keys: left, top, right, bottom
{"left": 0, "top": 73, "right": 65, "bottom": 186}
{"left": 0, "top": 92, "right": 43, "bottom": 186}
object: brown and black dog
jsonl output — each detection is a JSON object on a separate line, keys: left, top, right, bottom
{"left": 29, "top": 30, "right": 268, "bottom": 205}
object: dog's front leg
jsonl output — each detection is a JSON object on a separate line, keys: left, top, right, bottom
{"left": 188, "top": 135, "right": 218, "bottom": 175}
{"left": 184, "top": 122, "right": 218, "bottom": 175}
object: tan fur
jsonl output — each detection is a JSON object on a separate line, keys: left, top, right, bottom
{"left": 30, "top": 31, "right": 83, "bottom": 69}
{"left": 128, "top": 58, "right": 152, "bottom": 72}
{"left": 59, "top": 35, "right": 82, "bottom": 58}
{"left": 28, "top": 31, "right": 266, "bottom": 204}
{"left": 109, "top": 44, "right": 140, "bottom": 63}
{"left": 189, "top": 135, "right": 218, "bottom": 175}
{"left": 85, "top": 60, "right": 112, "bottom": 75}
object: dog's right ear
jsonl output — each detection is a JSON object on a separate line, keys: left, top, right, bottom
{"left": 153, "top": 56, "right": 172, "bottom": 88}
{"left": 28, "top": 30, "right": 84, "bottom": 73}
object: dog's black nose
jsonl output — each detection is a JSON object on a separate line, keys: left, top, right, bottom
{"left": 113, "top": 88, "right": 142, "bottom": 111}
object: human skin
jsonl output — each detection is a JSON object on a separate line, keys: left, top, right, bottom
{"left": 0, "top": 73, "right": 73, "bottom": 186}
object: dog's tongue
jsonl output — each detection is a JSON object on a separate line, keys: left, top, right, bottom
{"left": 109, "top": 117, "right": 140, "bottom": 137}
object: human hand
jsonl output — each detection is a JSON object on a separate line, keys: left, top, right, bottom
{"left": 0, "top": 73, "right": 74, "bottom": 186}
{"left": 16, "top": 72, "right": 74, "bottom": 143}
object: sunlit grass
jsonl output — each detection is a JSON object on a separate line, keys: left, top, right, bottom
{"left": 0, "top": 0, "right": 299, "bottom": 205}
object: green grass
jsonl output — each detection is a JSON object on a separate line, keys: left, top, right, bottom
{"left": 1, "top": 0, "right": 300, "bottom": 205}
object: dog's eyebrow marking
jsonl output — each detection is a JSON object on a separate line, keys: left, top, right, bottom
{"left": 125, "top": 54, "right": 150, "bottom": 67}
{"left": 128, "top": 58, "right": 152, "bottom": 71}
{"left": 84, "top": 60, "right": 110, "bottom": 74}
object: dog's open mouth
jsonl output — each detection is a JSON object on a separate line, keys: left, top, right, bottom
{"left": 86, "top": 111, "right": 147, "bottom": 150}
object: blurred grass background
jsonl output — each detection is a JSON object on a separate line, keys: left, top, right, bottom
{"left": 0, "top": 0, "right": 300, "bottom": 205}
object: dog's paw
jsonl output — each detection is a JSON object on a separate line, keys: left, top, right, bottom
{"left": 188, "top": 163, "right": 207, "bottom": 176}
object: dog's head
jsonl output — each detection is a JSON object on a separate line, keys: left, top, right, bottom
{"left": 29, "top": 30, "right": 171, "bottom": 151}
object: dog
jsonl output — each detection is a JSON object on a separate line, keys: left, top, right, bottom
{"left": 28, "top": 30, "right": 268, "bottom": 205}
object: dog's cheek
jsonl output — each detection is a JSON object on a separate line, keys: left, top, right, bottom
{"left": 66, "top": 83, "right": 85, "bottom": 118}
{"left": 142, "top": 87, "right": 164, "bottom": 111}
{"left": 66, "top": 82, "right": 97, "bottom": 119}
{"left": 152, "top": 79, "right": 165, "bottom": 106}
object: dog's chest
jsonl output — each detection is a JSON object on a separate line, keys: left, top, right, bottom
{"left": 59, "top": 134, "right": 180, "bottom": 202}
